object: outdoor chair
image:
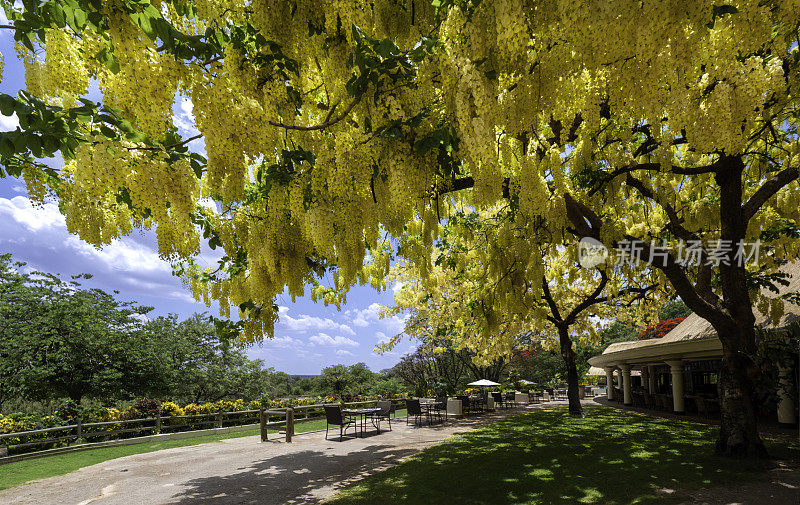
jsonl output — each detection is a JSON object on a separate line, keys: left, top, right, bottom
{"left": 324, "top": 405, "right": 355, "bottom": 442}
{"left": 491, "top": 392, "right": 506, "bottom": 409}
{"left": 369, "top": 400, "right": 393, "bottom": 431}
{"left": 504, "top": 391, "right": 517, "bottom": 408}
{"left": 643, "top": 392, "right": 655, "bottom": 409}
{"left": 703, "top": 397, "right": 720, "bottom": 418}
{"left": 406, "top": 399, "right": 426, "bottom": 426}
{"left": 434, "top": 397, "right": 447, "bottom": 421}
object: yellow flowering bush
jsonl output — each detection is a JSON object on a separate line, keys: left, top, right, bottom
{"left": 159, "top": 402, "right": 185, "bottom": 417}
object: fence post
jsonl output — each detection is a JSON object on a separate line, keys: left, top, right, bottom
{"left": 260, "top": 409, "right": 268, "bottom": 442}
{"left": 75, "top": 417, "right": 83, "bottom": 443}
{"left": 217, "top": 410, "right": 223, "bottom": 429}
{"left": 285, "top": 408, "right": 294, "bottom": 443}
{"left": 155, "top": 410, "right": 162, "bottom": 434}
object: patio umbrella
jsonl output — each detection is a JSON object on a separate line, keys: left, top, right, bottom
{"left": 518, "top": 379, "right": 536, "bottom": 385}
{"left": 467, "top": 379, "right": 501, "bottom": 387}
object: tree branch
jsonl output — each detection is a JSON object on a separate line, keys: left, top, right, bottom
{"left": 268, "top": 94, "right": 361, "bottom": 131}
{"left": 624, "top": 174, "right": 699, "bottom": 242}
{"left": 563, "top": 269, "right": 608, "bottom": 326}
{"left": 742, "top": 165, "right": 799, "bottom": 221}
{"left": 541, "top": 277, "right": 563, "bottom": 323}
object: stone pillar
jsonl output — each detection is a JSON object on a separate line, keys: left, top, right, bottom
{"left": 666, "top": 360, "right": 685, "bottom": 413}
{"left": 604, "top": 367, "right": 615, "bottom": 400}
{"left": 621, "top": 364, "right": 632, "bottom": 405}
{"left": 647, "top": 365, "right": 656, "bottom": 394}
{"left": 777, "top": 364, "right": 798, "bottom": 427}
{"left": 447, "top": 398, "right": 463, "bottom": 417}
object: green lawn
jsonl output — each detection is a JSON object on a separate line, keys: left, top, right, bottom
{"left": 327, "top": 406, "right": 799, "bottom": 505}
{"left": 0, "top": 410, "right": 407, "bottom": 491}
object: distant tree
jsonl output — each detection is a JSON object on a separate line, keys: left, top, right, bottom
{"left": 658, "top": 299, "right": 693, "bottom": 321}
{"left": 318, "top": 363, "right": 377, "bottom": 400}
{"left": 0, "top": 254, "right": 152, "bottom": 404}
{"left": 143, "top": 313, "right": 268, "bottom": 403}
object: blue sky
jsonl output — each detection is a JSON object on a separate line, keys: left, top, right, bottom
{"left": 0, "top": 20, "right": 414, "bottom": 375}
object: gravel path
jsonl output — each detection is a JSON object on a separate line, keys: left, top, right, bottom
{"left": 0, "top": 402, "right": 565, "bottom": 505}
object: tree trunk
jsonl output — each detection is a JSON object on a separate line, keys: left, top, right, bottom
{"left": 711, "top": 159, "right": 767, "bottom": 458}
{"left": 713, "top": 321, "right": 768, "bottom": 457}
{"left": 558, "top": 326, "right": 583, "bottom": 416}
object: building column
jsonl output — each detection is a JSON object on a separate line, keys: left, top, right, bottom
{"left": 620, "top": 364, "right": 632, "bottom": 405}
{"left": 777, "top": 364, "right": 798, "bottom": 427}
{"left": 604, "top": 367, "right": 616, "bottom": 400}
{"left": 647, "top": 365, "right": 655, "bottom": 394}
{"left": 616, "top": 368, "right": 624, "bottom": 391}
{"left": 666, "top": 360, "right": 685, "bottom": 413}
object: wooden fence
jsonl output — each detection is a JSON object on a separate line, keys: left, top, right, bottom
{"left": 0, "top": 398, "right": 407, "bottom": 459}
{"left": 259, "top": 398, "right": 406, "bottom": 443}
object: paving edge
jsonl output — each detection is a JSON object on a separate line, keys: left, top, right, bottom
{"left": 0, "top": 423, "right": 261, "bottom": 465}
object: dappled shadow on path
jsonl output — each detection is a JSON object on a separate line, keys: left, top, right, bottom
{"left": 167, "top": 443, "right": 417, "bottom": 505}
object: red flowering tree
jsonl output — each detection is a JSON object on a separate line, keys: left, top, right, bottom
{"left": 637, "top": 317, "right": 687, "bottom": 340}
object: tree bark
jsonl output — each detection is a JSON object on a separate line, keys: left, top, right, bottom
{"left": 711, "top": 158, "right": 768, "bottom": 458}
{"left": 558, "top": 326, "right": 583, "bottom": 416}
{"left": 713, "top": 320, "right": 768, "bottom": 457}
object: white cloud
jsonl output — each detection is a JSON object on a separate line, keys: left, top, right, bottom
{"left": 375, "top": 331, "right": 388, "bottom": 343}
{"left": 280, "top": 313, "right": 356, "bottom": 335}
{"left": 265, "top": 335, "right": 304, "bottom": 349}
{"left": 12, "top": 185, "right": 25, "bottom": 193}
{"left": 391, "top": 281, "right": 405, "bottom": 294}
{"left": 336, "top": 350, "right": 354, "bottom": 356}
{"left": 0, "top": 112, "right": 19, "bottom": 131}
{"left": 0, "top": 197, "right": 64, "bottom": 232}
{"left": 64, "top": 235, "right": 171, "bottom": 275}
{"left": 309, "top": 332, "right": 359, "bottom": 347}
{"left": 351, "top": 302, "right": 382, "bottom": 327}
{"left": 197, "top": 198, "right": 219, "bottom": 214}
{"left": 350, "top": 302, "right": 407, "bottom": 334}
{"left": 173, "top": 97, "right": 197, "bottom": 133}
{"left": 0, "top": 196, "right": 196, "bottom": 303}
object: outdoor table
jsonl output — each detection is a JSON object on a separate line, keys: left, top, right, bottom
{"left": 419, "top": 400, "right": 444, "bottom": 424}
{"left": 342, "top": 407, "right": 381, "bottom": 437}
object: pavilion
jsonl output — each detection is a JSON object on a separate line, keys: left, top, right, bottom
{"left": 588, "top": 263, "right": 800, "bottom": 427}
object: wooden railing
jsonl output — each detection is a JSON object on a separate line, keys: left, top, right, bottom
{"left": 0, "top": 398, "right": 408, "bottom": 459}
{"left": 0, "top": 409, "right": 271, "bottom": 457}
{"left": 260, "top": 398, "right": 407, "bottom": 443}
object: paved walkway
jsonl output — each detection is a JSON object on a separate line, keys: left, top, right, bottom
{"left": 0, "top": 401, "right": 568, "bottom": 505}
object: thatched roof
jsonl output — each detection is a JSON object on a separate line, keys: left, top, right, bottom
{"left": 589, "top": 261, "right": 800, "bottom": 367}
{"left": 587, "top": 366, "right": 640, "bottom": 376}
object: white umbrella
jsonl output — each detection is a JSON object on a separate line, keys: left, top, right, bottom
{"left": 467, "top": 379, "right": 501, "bottom": 387}
{"left": 518, "top": 379, "right": 536, "bottom": 385}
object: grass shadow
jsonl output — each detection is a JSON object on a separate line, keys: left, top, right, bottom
{"left": 325, "top": 406, "right": 799, "bottom": 505}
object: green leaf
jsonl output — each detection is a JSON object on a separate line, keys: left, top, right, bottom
{"left": 0, "top": 95, "right": 16, "bottom": 117}
{"left": 73, "top": 9, "right": 87, "bottom": 30}
{"left": 27, "top": 134, "right": 42, "bottom": 157}
{"left": 0, "top": 135, "right": 15, "bottom": 157}
{"left": 99, "top": 125, "right": 117, "bottom": 138}
{"left": 49, "top": 4, "right": 66, "bottom": 28}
